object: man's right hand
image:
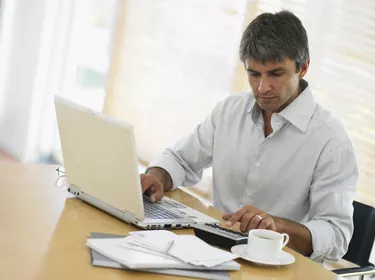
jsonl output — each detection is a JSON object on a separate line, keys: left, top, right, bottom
{"left": 140, "top": 172, "right": 165, "bottom": 203}
{"left": 140, "top": 167, "right": 173, "bottom": 203}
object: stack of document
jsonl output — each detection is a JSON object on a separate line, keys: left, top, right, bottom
{"left": 86, "top": 230, "right": 241, "bottom": 272}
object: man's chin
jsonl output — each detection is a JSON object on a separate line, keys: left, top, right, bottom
{"left": 256, "top": 102, "right": 279, "bottom": 112}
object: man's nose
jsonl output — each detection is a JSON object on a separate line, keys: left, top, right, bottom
{"left": 258, "top": 76, "right": 272, "bottom": 94}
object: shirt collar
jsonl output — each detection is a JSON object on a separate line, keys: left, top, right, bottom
{"left": 247, "top": 79, "right": 317, "bottom": 133}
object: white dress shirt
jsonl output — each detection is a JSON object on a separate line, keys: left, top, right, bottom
{"left": 149, "top": 79, "right": 358, "bottom": 262}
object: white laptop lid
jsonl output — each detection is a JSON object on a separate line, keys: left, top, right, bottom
{"left": 54, "top": 95, "right": 145, "bottom": 220}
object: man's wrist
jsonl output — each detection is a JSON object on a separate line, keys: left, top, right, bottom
{"left": 146, "top": 167, "right": 173, "bottom": 191}
{"left": 273, "top": 216, "right": 285, "bottom": 233}
{"left": 271, "top": 216, "right": 313, "bottom": 256}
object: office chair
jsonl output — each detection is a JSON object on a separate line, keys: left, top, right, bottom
{"left": 332, "top": 201, "right": 375, "bottom": 280}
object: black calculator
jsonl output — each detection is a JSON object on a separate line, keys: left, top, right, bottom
{"left": 192, "top": 223, "right": 248, "bottom": 250}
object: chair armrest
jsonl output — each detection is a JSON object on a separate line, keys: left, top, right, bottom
{"left": 332, "top": 266, "right": 375, "bottom": 277}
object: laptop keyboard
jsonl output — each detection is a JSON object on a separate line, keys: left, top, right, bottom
{"left": 143, "top": 197, "right": 183, "bottom": 220}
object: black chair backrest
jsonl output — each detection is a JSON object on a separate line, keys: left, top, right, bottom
{"left": 343, "top": 200, "right": 375, "bottom": 266}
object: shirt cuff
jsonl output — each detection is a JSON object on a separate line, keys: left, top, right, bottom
{"left": 147, "top": 152, "right": 186, "bottom": 190}
{"left": 304, "top": 219, "right": 336, "bottom": 262}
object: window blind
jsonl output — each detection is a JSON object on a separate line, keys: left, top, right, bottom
{"left": 246, "top": 0, "right": 375, "bottom": 199}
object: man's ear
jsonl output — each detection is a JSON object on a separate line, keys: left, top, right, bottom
{"left": 298, "top": 59, "right": 310, "bottom": 79}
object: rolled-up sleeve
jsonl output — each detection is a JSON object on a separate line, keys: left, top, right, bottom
{"left": 147, "top": 100, "right": 224, "bottom": 189}
{"left": 304, "top": 142, "right": 358, "bottom": 262}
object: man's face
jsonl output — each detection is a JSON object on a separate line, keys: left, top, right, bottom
{"left": 245, "top": 58, "right": 309, "bottom": 113}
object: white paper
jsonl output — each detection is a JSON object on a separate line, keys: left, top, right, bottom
{"left": 167, "top": 234, "right": 238, "bottom": 267}
{"left": 86, "top": 237, "right": 241, "bottom": 270}
{"left": 119, "top": 239, "right": 177, "bottom": 260}
{"left": 127, "top": 230, "right": 175, "bottom": 253}
{"left": 126, "top": 230, "right": 239, "bottom": 267}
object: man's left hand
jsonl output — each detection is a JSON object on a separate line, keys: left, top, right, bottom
{"left": 222, "top": 205, "right": 277, "bottom": 232}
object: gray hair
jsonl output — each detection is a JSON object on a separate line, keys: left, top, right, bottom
{"left": 239, "top": 11, "right": 309, "bottom": 72}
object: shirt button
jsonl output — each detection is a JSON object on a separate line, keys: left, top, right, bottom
{"left": 239, "top": 204, "right": 244, "bottom": 208}
{"left": 246, "top": 190, "right": 253, "bottom": 196}
{"left": 255, "top": 163, "right": 260, "bottom": 167}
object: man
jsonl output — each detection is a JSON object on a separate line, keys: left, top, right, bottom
{"left": 140, "top": 11, "right": 358, "bottom": 262}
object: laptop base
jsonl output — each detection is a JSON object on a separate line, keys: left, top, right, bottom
{"left": 67, "top": 185, "right": 209, "bottom": 230}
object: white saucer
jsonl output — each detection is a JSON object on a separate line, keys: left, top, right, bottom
{"left": 231, "top": 244, "right": 295, "bottom": 266}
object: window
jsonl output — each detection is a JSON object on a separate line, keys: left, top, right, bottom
{"left": 62, "top": 0, "right": 117, "bottom": 110}
{"left": 104, "top": 0, "right": 247, "bottom": 162}
{"left": 37, "top": 0, "right": 118, "bottom": 164}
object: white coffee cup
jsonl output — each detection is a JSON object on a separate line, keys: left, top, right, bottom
{"left": 246, "top": 229, "right": 289, "bottom": 262}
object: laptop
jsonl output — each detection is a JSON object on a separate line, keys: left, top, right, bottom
{"left": 54, "top": 95, "right": 220, "bottom": 229}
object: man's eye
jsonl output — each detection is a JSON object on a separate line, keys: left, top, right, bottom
{"left": 248, "top": 72, "right": 260, "bottom": 77}
{"left": 271, "top": 72, "right": 283, "bottom": 77}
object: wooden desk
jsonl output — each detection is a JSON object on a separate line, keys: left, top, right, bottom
{"left": 0, "top": 163, "right": 342, "bottom": 280}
